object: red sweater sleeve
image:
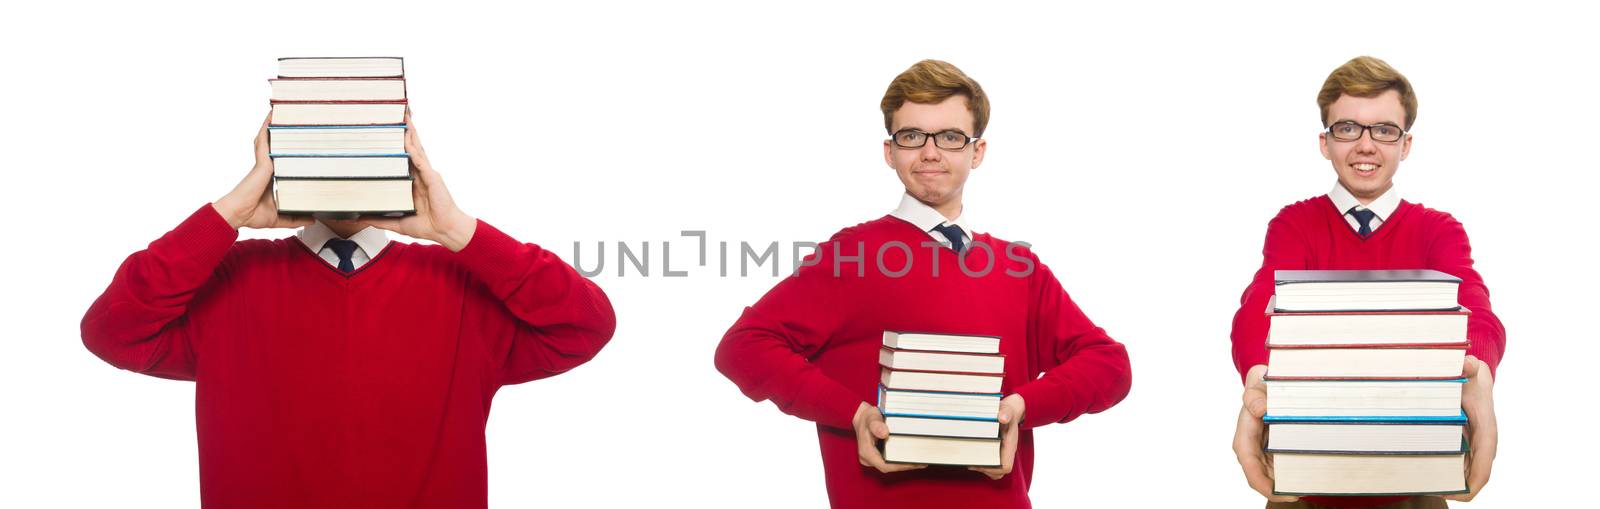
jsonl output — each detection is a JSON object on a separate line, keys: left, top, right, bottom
{"left": 713, "top": 240, "right": 863, "bottom": 430}
{"left": 1012, "top": 257, "right": 1132, "bottom": 429}
{"left": 80, "top": 203, "right": 239, "bottom": 380}
{"left": 1231, "top": 207, "right": 1313, "bottom": 382}
{"left": 1425, "top": 213, "right": 1505, "bottom": 374}
{"left": 455, "top": 219, "right": 617, "bottom": 386}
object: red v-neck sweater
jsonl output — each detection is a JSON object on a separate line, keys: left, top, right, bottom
{"left": 81, "top": 204, "right": 616, "bottom": 508}
{"left": 1231, "top": 196, "right": 1505, "bottom": 508}
{"left": 715, "top": 215, "right": 1132, "bottom": 509}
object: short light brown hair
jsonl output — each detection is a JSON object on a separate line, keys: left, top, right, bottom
{"left": 1317, "top": 56, "right": 1418, "bottom": 130}
{"left": 880, "top": 59, "right": 990, "bottom": 137}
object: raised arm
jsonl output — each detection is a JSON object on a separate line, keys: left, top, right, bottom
{"left": 82, "top": 119, "right": 308, "bottom": 379}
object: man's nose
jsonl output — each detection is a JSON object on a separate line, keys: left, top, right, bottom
{"left": 1353, "top": 131, "right": 1380, "bottom": 154}
{"left": 919, "top": 141, "right": 944, "bottom": 160}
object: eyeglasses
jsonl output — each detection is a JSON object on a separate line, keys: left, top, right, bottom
{"left": 890, "top": 129, "right": 979, "bottom": 150}
{"left": 1326, "top": 121, "right": 1407, "bottom": 143}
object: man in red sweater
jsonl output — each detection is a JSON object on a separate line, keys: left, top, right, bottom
{"left": 714, "top": 60, "right": 1132, "bottom": 508}
{"left": 1230, "top": 57, "right": 1504, "bottom": 508}
{"left": 81, "top": 112, "right": 616, "bottom": 508}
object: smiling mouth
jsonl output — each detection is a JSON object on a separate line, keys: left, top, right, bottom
{"left": 1351, "top": 163, "right": 1381, "bottom": 176}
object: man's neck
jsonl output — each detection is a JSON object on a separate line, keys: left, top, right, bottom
{"left": 928, "top": 199, "right": 962, "bottom": 222}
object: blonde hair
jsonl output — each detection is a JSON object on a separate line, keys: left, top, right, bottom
{"left": 1318, "top": 56, "right": 1418, "bottom": 129}
{"left": 880, "top": 59, "right": 990, "bottom": 137}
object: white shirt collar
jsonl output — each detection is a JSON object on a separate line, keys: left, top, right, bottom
{"left": 296, "top": 221, "right": 390, "bottom": 258}
{"left": 890, "top": 192, "right": 977, "bottom": 239}
{"left": 1328, "top": 181, "right": 1401, "bottom": 221}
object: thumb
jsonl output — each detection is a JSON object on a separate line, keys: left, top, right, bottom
{"left": 1247, "top": 396, "right": 1268, "bottom": 418}
{"left": 870, "top": 420, "right": 889, "bottom": 440}
{"left": 1462, "top": 355, "right": 1481, "bottom": 379}
{"left": 361, "top": 217, "right": 403, "bottom": 234}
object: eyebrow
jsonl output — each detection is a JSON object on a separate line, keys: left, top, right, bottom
{"left": 896, "top": 127, "right": 970, "bottom": 135}
{"left": 1331, "top": 119, "right": 1402, "bottom": 128}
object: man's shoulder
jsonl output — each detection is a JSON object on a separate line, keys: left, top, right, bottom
{"left": 1271, "top": 194, "right": 1335, "bottom": 220}
{"left": 225, "top": 237, "right": 300, "bottom": 259}
{"left": 822, "top": 215, "right": 909, "bottom": 244}
{"left": 1398, "top": 200, "right": 1463, "bottom": 227}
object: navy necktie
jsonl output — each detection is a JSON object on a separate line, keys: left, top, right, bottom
{"left": 931, "top": 224, "right": 966, "bottom": 254}
{"left": 326, "top": 239, "right": 359, "bottom": 273}
{"left": 1349, "top": 207, "right": 1378, "bottom": 237}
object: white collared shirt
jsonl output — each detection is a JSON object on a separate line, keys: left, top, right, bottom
{"left": 1328, "top": 182, "right": 1400, "bottom": 234}
{"left": 296, "top": 221, "right": 391, "bottom": 270}
{"left": 889, "top": 192, "right": 977, "bottom": 249}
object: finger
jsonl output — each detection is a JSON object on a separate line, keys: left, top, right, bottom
{"left": 254, "top": 118, "right": 273, "bottom": 168}
{"left": 869, "top": 419, "right": 890, "bottom": 440}
{"left": 1244, "top": 388, "right": 1269, "bottom": 418}
{"left": 361, "top": 217, "right": 404, "bottom": 233}
{"left": 879, "top": 462, "right": 927, "bottom": 474}
{"left": 276, "top": 215, "right": 314, "bottom": 229}
{"left": 968, "top": 466, "right": 1005, "bottom": 480}
{"left": 1241, "top": 454, "right": 1277, "bottom": 499}
{"left": 1463, "top": 428, "right": 1495, "bottom": 496}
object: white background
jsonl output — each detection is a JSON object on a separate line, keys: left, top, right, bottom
{"left": 2, "top": 1, "right": 1595, "bottom": 507}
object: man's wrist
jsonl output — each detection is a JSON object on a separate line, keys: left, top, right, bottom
{"left": 437, "top": 211, "right": 478, "bottom": 252}
{"left": 211, "top": 201, "right": 245, "bottom": 230}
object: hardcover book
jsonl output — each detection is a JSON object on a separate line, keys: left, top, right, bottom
{"left": 1273, "top": 269, "right": 1462, "bottom": 312}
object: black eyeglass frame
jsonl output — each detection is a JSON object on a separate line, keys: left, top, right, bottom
{"left": 889, "top": 128, "right": 981, "bottom": 150}
{"left": 1325, "top": 121, "right": 1408, "bottom": 143}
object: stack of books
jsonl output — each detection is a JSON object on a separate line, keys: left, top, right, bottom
{"left": 877, "top": 331, "right": 1005, "bottom": 467}
{"left": 1264, "top": 270, "right": 1470, "bottom": 497}
{"left": 268, "top": 56, "right": 414, "bottom": 218}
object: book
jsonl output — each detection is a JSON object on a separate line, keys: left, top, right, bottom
{"left": 884, "top": 415, "right": 1000, "bottom": 439}
{"left": 270, "top": 102, "right": 407, "bottom": 126}
{"left": 1266, "top": 420, "right": 1466, "bottom": 455}
{"left": 879, "top": 346, "right": 1004, "bottom": 375}
{"left": 270, "top": 77, "right": 408, "bottom": 102}
{"left": 882, "top": 435, "right": 1001, "bottom": 467}
{"left": 878, "top": 385, "right": 1002, "bottom": 421}
{"left": 278, "top": 57, "right": 404, "bottom": 78}
{"left": 880, "top": 366, "right": 1003, "bottom": 394}
{"left": 274, "top": 178, "right": 414, "bottom": 217}
{"left": 1266, "top": 300, "right": 1469, "bottom": 347}
{"left": 268, "top": 125, "right": 407, "bottom": 156}
{"left": 1266, "top": 345, "right": 1466, "bottom": 380}
{"left": 1272, "top": 451, "right": 1467, "bottom": 496}
{"left": 272, "top": 156, "right": 411, "bottom": 179}
{"left": 1265, "top": 379, "right": 1466, "bottom": 418}
{"left": 1273, "top": 269, "right": 1462, "bottom": 312}
{"left": 882, "top": 331, "right": 1001, "bottom": 354}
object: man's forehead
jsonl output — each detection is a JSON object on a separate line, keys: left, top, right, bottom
{"left": 890, "top": 97, "right": 975, "bottom": 132}
{"left": 1328, "top": 91, "right": 1406, "bottom": 125}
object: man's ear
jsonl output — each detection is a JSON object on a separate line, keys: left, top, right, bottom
{"left": 970, "top": 138, "right": 987, "bottom": 169}
{"left": 1399, "top": 133, "right": 1413, "bottom": 161}
{"left": 883, "top": 139, "right": 895, "bottom": 169}
{"left": 1318, "top": 132, "right": 1332, "bottom": 160}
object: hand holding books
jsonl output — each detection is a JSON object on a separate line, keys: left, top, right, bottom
{"left": 1233, "top": 364, "right": 1300, "bottom": 503}
{"left": 358, "top": 110, "right": 478, "bottom": 252}
{"left": 853, "top": 402, "right": 928, "bottom": 474}
{"left": 968, "top": 393, "right": 1025, "bottom": 480}
{"left": 1443, "top": 355, "right": 1497, "bottom": 502}
{"left": 213, "top": 116, "right": 315, "bottom": 231}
